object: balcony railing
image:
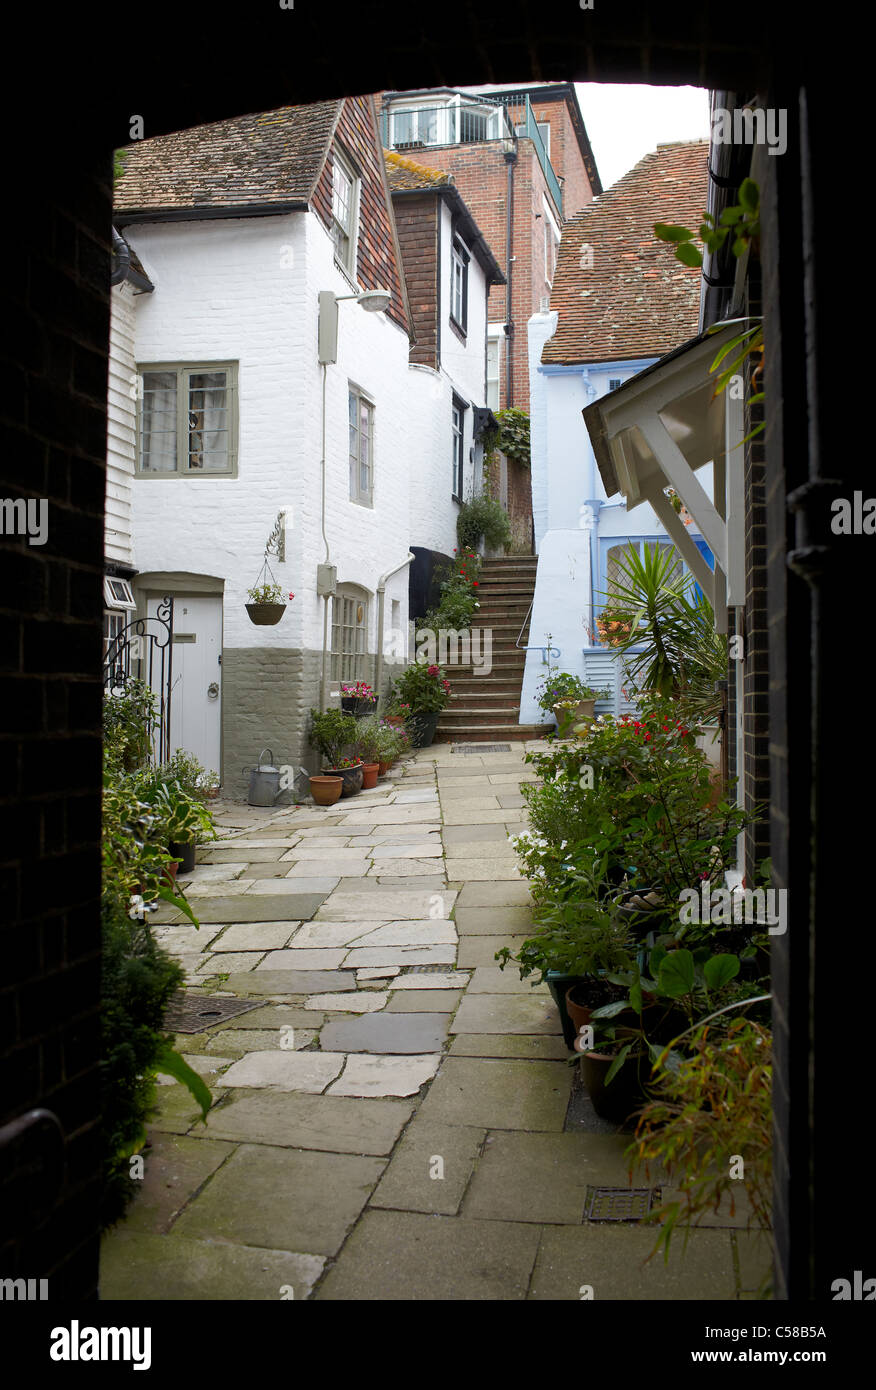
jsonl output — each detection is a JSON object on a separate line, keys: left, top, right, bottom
{"left": 383, "top": 92, "right": 563, "bottom": 217}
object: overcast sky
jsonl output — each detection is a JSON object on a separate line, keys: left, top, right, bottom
{"left": 574, "top": 85, "right": 711, "bottom": 190}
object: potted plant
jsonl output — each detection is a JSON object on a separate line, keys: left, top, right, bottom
{"left": 535, "top": 670, "right": 610, "bottom": 734}
{"left": 352, "top": 714, "right": 382, "bottom": 789}
{"left": 340, "top": 680, "right": 378, "bottom": 717}
{"left": 245, "top": 581, "right": 290, "bottom": 626}
{"left": 376, "top": 720, "right": 408, "bottom": 774}
{"left": 135, "top": 774, "right": 217, "bottom": 877}
{"left": 389, "top": 662, "right": 451, "bottom": 748}
{"left": 382, "top": 699, "right": 412, "bottom": 728}
{"left": 308, "top": 708, "right": 363, "bottom": 796}
{"left": 308, "top": 774, "right": 343, "bottom": 806}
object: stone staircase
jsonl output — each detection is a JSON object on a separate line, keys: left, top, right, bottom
{"left": 434, "top": 555, "right": 554, "bottom": 744}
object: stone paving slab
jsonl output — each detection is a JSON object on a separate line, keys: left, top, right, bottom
{"left": 314, "top": 1210, "right": 541, "bottom": 1300}
{"left": 418, "top": 1057, "right": 571, "bottom": 1131}
{"left": 462, "top": 1131, "right": 630, "bottom": 1225}
{"left": 321, "top": 1012, "right": 450, "bottom": 1054}
{"left": 349, "top": 920, "right": 457, "bottom": 947}
{"left": 390, "top": 972, "right": 470, "bottom": 990}
{"left": 201, "top": 1092, "right": 413, "bottom": 1154}
{"left": 454, "top": 905, "right": 535, "bottom": 934}
{"left": 225, "top": 969, "right": 356, "bottom": 995}
{"left": 172, "top": 1144, "right": 385, "bottom": 1257}
{"left": 305, "top": 991, "right": 389, "bottom": 1012}
{"left": 343, "top": 945, "right": 456, "bottom": 968}
{"left": 328, "top": 1053, "right": 441, "bottom": 1097}
{"left": 198, "top": 846, "right": 290, "bottom": 863}
{"left": 446, "top": 858, "right": 522, "bottom": 881}
{"left": 252, "top": 948, "right": 347, "bottom": 970}
{"left": 338, "top": 807, "right": 443, "bottom": 826}
{"left": 527, "top": 1226, "right": 737, "bottom": 1301}
{"left": 212, "top": 922, "right": 301, "bottom": 951}
{"left": 377, "top": 876, "right": 447, "bottom": 890}
{"left": 221, "top": 1004, "right": 323, "bottom": 1030}
{"left": 149, "top": 1083, "right": 225, "bottom": 1136}
{"left": 466, "top": 966, "right": 549, "bottom": 994}
{"left": 438, "top": 792, "right": 502, "bottom": 809}
{"left": 386, "top": 990, "right": 463, "bottom": 1013}
{"left": 283, "top": 851, "right": 371, "bottom": 872}
{"left": 219, "top": 1050, "right": 345, "bottom": 1092}
{"left": 100, "top": 1229, "right": 326, "bottom": 1301}
{"left": 203, "top": 1027, "right": 318, "bottom": 1057}
{"left": 451, "top": 993, "right": 560, "bottom": 1035}
{"left": 117, "top": 1134, "right": 237, "bottom": 1235}
{"left": 316, "top": 890, "right": 457, "bottom": 920}
{"left": 247, "top": 876, "right": 341, "bottom": 894}
{"left": 441, "top": 824, "right": 512, "bottom": 844}
{"left": 153, "top": 925, "right": 224, "bottom": 951}
{"left": 196, "top": 951, "right": 266, "bottom": 974}
{"left": 367, "top": 858, "right": 448, "bottom": 877}
{"left": 157, "top": 892, "right": 332, "bottom": 925}
{"left": 735, "top": 1230, "right": 773, "bottom": 1291}
{"left": 186, "top": 863, "right": 250, "bottom": 881}
{"left": 456, "top": 882, "right": 532, "bottom": 907}
{"left": 366, "top": 841, "right": 443, "bottom": 858}
{"left": 456, "top": 936, "right": 531, "bottom": 967}
{"left": 369, "top": 1122, "right": 485, "bottom": 1216}
{"left": 449, "top": 1034, "right": 570, "bottom": 1060}
{"left": 442, "top": 809, "right": 526, "bottom": 825}
{"left": 442, "top": 841, "right": 517, "bottom": 859}
{"left": 288, "top": 921, "right": 387, "bottom": 949}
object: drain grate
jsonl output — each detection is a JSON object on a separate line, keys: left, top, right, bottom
{"left": 406, "top": 963, "right": 455, "bottom": 974}
{"left": 585, "top": 1187, "right": 660, "bottom": 1222}
{"left": 163, "top": 991, "right": 262, "bottom": 1034}
{"left": 451, "top": 743, "right": 512, "bottom": 754}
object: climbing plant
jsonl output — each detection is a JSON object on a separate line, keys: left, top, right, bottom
{"left": 482, "top": 407, "right": 531, "bottom": 470}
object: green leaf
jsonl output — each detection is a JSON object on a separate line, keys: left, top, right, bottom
{"left": 629, "top": 979, "right": 643, "bottom": 1014}
{"left": 703, "top": 953, "right": 741, "bottom": 990}
{"left": 156, "top": 883, "right": 201, "bottom": 928}
{"left": 605, "top": 1042, "right": 634, "bottom": 1086}
{"left": 738, "top": 178, "right": 759, "bottom": 213}
{"left": 674, "top": 242, "right": 703, "bottom": 268}
{"left": 657, "top": 949, "right": 695, "bottom": 998}
{"left": 592, "top": 999, "right": 631, "bottom": 1019}
{"left": 654, "top": 222, "right": 695, "bottom": 243}
{"left": 719, "top": 206, "right": 744, "bottom": 225}
{"left": 154, "top": 1044, "right": 212, "bottom": 1120}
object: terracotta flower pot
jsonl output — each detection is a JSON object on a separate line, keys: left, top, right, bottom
{"left": 361, "top": 762, "right": 379, "bottom": 789}
{"left": 309, "top": 775, "right": 343, "bottom": 806}
{"left": 377, "top": 760, "right": 392, "bottom": 777}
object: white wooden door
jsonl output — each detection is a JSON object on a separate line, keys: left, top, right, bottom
{"left": 149, "top": 595, "right": 222, "bottom": 777}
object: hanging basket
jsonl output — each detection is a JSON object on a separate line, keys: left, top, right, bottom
{"left": 246, "top": 602, "right": 286, "bottom": 626}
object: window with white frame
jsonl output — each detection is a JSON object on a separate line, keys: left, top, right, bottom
{"left": 348, "top": 386, "right": 374, "bottom": 506}
{"left": 331, "top": 147, "right": 359, "bottom": 278}
{"left": 515, "top": 120, "right": 551, "bottom": 156}
{"left": 486, "top": 331, "right": 502, "bottom": 411}
{"left": 452, "top": 398, "right": 466, "bottom": 499}
{"left": 450, "top": 238, "right": 469, "bottom": 332}
{"left": 331, "top": 586, "right": 369, "bottom": 683}
{"left": 138, "top": 364, "right": 238, "bottom": 475}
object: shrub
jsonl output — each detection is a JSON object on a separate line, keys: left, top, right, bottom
{"left": 422, "top": 549, "right": 481, "bottom": 632}
{"left": 309, "top": 708, "right": 359, "bottom": 766}
{"left": 103, "top": 679, "right": 158, "bottom": 772}
{"left": 156, "top": 749, "right": 219, "bottom": 801}
{"left": 352, "top": 714, "right": 382, "bottom": 763}
{"left": 534, "top": 670, "right": 610, "bottom": 713}
{"left": 457, "top": 494, "right": 511, "bottom": 552}
{"left": 391, "top": 662, "right": 451, "bottom": 713}
{"left": 99, "top": 902, "right": 185, "bottom": 1228}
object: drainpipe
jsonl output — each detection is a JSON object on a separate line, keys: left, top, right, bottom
{"left": 375, "top": 552, "right": 415, "bottom": 702}
{"left": 319, "top": 361, "right": 331, "bottom": 712}
{"left": 111, "top": 227, "right": 131, "bottom": 286}
{"left": 504, "top": 147, "right": 517, "bottom": 407}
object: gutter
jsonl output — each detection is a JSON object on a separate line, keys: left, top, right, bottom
{"left": 504, "top": 146, "right": 517, "bottom": 405}
{"left": 111, "top": 226, "right": 154, "bottom": 293}
{"left": 700, "top": 91, "right": 754, "bottom": 331}
{"left": 115, "top": 199, "right": 310, "bottom": 227}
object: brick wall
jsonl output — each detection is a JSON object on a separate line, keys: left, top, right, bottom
{"left": 0, "top": 162, "right": 109, "bottom": 1298}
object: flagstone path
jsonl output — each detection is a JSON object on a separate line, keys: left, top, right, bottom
{"left": 100, "top": 745, "right": 771, "bottom": 1301}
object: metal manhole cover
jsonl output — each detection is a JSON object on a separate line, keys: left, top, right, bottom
{"left": 451, "top": 743, "right": 512, "bottom": 754}
{"left": 585, "top": 1188, "right": 660, "bottom": 1222}
{"left": 163, "top": 991, "right": 262, "bottom": 1034}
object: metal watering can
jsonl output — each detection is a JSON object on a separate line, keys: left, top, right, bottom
{"left": 244, "top": 749, "right": 283, "bottom": 806}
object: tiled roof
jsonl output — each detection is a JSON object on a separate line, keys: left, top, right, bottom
{"left": 542, "top": 141, "right": 709, "bottom": 365}
{"left": 384, "top": 151, "right": 453, "bottom": 191}
{"left": 114, "top": 102, "right": 342, "bottom": 217}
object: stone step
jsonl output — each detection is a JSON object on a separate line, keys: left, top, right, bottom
{"left": 433, "top": 722, "right": 551, "bottom": 742}
{"left": 448, "top": 682, "right": 523, "bottom": 698}
{"left": 439, "top": 709, "right": 525, "bottom": 726}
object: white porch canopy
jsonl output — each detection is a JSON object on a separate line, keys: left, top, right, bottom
{"left": 582, "top": 327, "right": 746, "bottom": 633}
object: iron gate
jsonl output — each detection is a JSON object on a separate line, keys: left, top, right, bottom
{"left": 103, "top": 595, "right": 174, "bottom": 764}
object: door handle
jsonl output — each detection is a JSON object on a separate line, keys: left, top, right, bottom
{"left": 207, "top": 682, "right": 220, "bottom": 698}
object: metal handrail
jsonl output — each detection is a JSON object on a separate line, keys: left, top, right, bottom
{"left": 515, "top": 598, "right": 534, "bottom": 648}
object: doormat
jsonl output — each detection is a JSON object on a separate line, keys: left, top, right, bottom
{"left": 451, "top": 743, "right": 512, "bottom": 754}
{"left": 584, "top": 1187, "right": 661, "bottom": 1223}
{"left": 163, "top": 991, "right": 262, "bottom": 1034}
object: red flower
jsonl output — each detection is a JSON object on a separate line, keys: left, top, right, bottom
{"left": 289, "top": 593, "right": 295, "bottom": 599}
{"left": 473, "top": 581, "right": 479, "bottom": 586}
{"left": 427, "top": 664, "right": 439, "bottom": 676}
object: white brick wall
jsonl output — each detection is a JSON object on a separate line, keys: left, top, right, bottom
{"left": 127, "top": 211, "right": 413, "bottom": 658}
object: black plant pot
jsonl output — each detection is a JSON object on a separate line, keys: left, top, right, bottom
{"left": 341, "top": 697, "right": 377, "bottom": 719}
{"left": 169, "top": 839, "right": 196, "bottom": 873}
{"left": 245, "top": 603, "right": 286, "bottom": 626}
{"left": 322, "top": 763, "right": 364, "bottom": 797}
{"left": 579, "top": 1050, "right": 651, "bottom": 1125}
{"left": 408, "top": 711, "right": 440, "bottom": 748}
{"left": 546, "top": 971, "right": 589, "bottom": 1048}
